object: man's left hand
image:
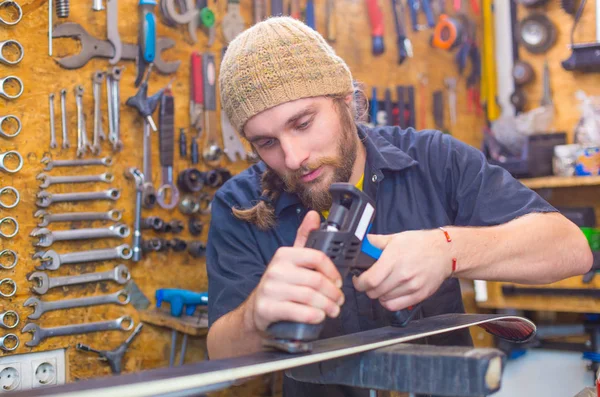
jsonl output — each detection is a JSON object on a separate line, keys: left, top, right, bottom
{"left": 352, "top": 229, "right": 453, "bottom": 311}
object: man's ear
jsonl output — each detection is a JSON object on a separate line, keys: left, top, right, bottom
{"left": 344, "top": 94, "right": 353, "bottom": 105}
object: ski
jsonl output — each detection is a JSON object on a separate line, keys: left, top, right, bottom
{"left": 17, "top": 313, "right": 536, "bottom": 397}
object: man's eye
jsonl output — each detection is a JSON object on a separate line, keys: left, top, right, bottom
{"left": 257, "top": 139, "right": 275, "bottom": 148}
{"left": 297, "top": 119, "right": 311, "bottom": 130}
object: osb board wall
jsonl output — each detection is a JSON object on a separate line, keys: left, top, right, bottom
{"left": 1, "top": 0, "right": 482, "bottom": 395}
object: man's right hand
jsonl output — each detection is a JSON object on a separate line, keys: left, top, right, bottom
{"left": 246, "top": 210, "right": 345, "bottom": 333}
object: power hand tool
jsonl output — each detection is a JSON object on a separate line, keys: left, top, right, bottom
{"left": 264, "top": 183, "right": 423, "bottom": 353}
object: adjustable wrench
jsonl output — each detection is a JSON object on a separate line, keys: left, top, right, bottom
{"left": 107, "top": 0, "right": 122, "bottom": 64}
{"left": 34, "top": 245, "right": 133, "bottom": 271}
{"left": 157, "top": 88, "right": 180, "bottom": 209}
{"left": 24, "top": 289, "right": 130, "bottom": 319}
{"left": 28, "top": 265, "right": 130, "bottom": 295}
{"left": 51, "top": 23, "right": 180, "bottom": 75}
{"left": 23, "top": 316, "right": 134, "bottom": 347}
{"left": 34, "top": 209, "right": 123, "bottom": 227}
{"left": 41, "top": 156, "right": 113, "bottom": 170}
{"left": 36, "top": 189, "right": 121, "bottom": 207}
{"left": 31, "top": 223, "right": 130, "bottom": 247}
{"left": 107, "top": 66, "right": 124, "bottom": 152}
{"left": 36, "top": 172, "right": 114, "bottom": 188}
{"left": 75, "top": 85, "right": 91, "bottom": 157}
{"left": 92, "top": 71, "right": 106, "bottom": 154}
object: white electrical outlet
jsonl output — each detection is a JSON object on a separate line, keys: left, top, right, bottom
{"left": 0, "top": 349, "right": 65, "bottom": 393}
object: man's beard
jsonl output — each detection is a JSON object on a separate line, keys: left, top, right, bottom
{"left": 280, "top": 116, "right": 358, "bottom": 212}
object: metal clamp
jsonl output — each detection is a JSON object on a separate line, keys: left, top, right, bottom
{"left": 0, "top": 310, "right": 18, "bottom": 329}
{"left": 0, "top": 40, "right": 24, "bottom": 65}
{"left": 0, "top": 115, "right": 21, "bottom": 138}
{"left": 0, "top": 250, "right": 17, "bottom": 270}
{"left": 0, "top": 334, "right": 18, "bottom": 351}
{"left": 0, "top": 76, "right": 23, "bottom": 99}
{"left": 0, "top": 186, "right": 18, "bottom": 209}
{"left": 0, "top": 278, "right": 16, "bottom": 297}
{"left": 0, "top": 1, "right": 22, "bottom": 26}
{"left": 0, "top": 151, "right": 23, "bottom": 173}
{"left": 0, "top": 217, "right": 18, "bottom": 238}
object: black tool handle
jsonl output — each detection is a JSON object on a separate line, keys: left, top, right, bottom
{"left": 159, "top": 89, "right": 175, "bottom": 167}
{"left": 397, "top": 85, "right": 406, "bottom": 128}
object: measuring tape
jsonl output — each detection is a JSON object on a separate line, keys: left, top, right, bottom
{"left": 431, "top": 14, "right": 464, "bottom": 50}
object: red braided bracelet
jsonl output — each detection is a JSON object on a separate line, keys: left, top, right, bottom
{"left": 439, "top": 227, "right": 457, "bottom": 277}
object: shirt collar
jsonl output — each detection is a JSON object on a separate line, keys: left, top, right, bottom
{"left": 273, "top": 124, "right": 418, "bottom": 216}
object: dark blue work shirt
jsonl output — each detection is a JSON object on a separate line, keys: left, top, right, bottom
{"left": 206, "top": 125, "right": 556, "bottom": 397}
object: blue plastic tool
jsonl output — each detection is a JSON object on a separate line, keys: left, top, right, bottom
{"left": 155, "top": 289, "right": 208, "bottom": 317}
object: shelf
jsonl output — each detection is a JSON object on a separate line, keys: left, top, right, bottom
{"left": 139, "top": 308, "right": 209, "bottom": 336}
{"left": 519, "top": 175, "right": 600, "bottom": 189}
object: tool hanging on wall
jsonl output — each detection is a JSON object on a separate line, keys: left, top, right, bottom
{"left": 431, "top": 14, "right": 465, "bottom": 51}
{"left": 408, "top": 0, "right": 435, "bottom": 32}
{"left": 305, "top": 0, "right": 316, "bottom": 29}
{"left": 561, "top": 0, "right": 600, "bottom": 72}
{"left": 481, "top": 0, "right": 499, "bottom": 120}
{"left": 222, "top": 0, "right": 245, "bottom": 43}
{"left": 432, "top": 90, "right": 445, "bottom": 132}
{"left": 396, "top": 85, "right": 416, "bottom": 128}
{"left": 517, "top": 12, "right": 557, "bottom": 54}
{"left": 202, "top": 52, "right": 224, "bottom": 167}
{"left": 366, "top": 0, "right": 385, "bottom": 55}
{"left": 135, "top": 0, "right": 158, "bottom": 87}
{"left": 391, "top": 0, "right": 412, "bottom": 64}
{"left": 326, "top": 0, "right": 336, "bottom": 41}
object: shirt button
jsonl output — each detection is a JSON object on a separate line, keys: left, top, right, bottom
{"left": 296, "top": 207, "right": 302, "bottom": 214}
{"left": 371, "top": 175, "right": 378, "bottom": 183}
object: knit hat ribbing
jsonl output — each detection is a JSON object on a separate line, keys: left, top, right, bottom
{"left": 219, "top": 17, "right": 354, "bottom": 133}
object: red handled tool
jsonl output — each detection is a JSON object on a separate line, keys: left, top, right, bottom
{"left": 190, "top": 52, "right": 204, "bottom": 138}
{"left": 367, "top": 0, "right": 385, "bottom": 55}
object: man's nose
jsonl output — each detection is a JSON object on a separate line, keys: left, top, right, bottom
{"left": 281, "top": 138, "right": 308, "bottom": 170}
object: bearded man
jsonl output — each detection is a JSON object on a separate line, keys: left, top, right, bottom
{"left": 205, "top": 16, "right": 592, "bottom": 397}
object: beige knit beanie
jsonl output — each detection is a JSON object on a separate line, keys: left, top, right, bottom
{"left": 219, "top": 16, "right": 354, "bottom": 133}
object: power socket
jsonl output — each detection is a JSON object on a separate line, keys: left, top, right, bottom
{"left": 0, "top": 349, "right": 65, "bottom": 393}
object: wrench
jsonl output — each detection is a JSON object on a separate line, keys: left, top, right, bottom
{"left": 0, "top": 39, "right": 24, "bottom": 65}
{"left": 0, "top": 1, "right": 22, "bottom": 26}
{"left": 0, "top": 278, "right": 16, "bottom": 297}
{"left": 0, "top": 334, "right": 18, "bottom": 351}
{"left": 51, "top": 23, "right": 180, "bottom": 74}
{"left": 0, "top": 115, "right": 21, "bottom": 138}
{"left": 0, "top": 310, "right": 18, "bottom": 328}
{"left": 41, "top": 156, "right": 113, "bottom": 171}
{"left": 34, "top": 209, "right": 123, "bottom": 227}
{"left": 0, "top": 186, "right": 19, "bottom": 209}
{"left": 92, "top": 71, "right": 106, "bottom": 154}
{"left": 0, "top": 76, "right": 24, "bottom": 99}
{"left": 24, "top": 289, "right": 130, "bottom": 320}
{"left": 106, "top": 0, "right": 122, "bottom": 64}
{"left": 142, "top": 119, "right": 157, "bottom": 208}
{"left": 108, "top": 66, "right": 124, "bottom": 152}
{"left": 31, "top": 223, "right": 130, "bottom": 247}
{"left": 125, "top": 168, "right": 144, "bottom": 262}
{"left": 0, "top": 150, "right": 22, "bottom": 173}
{"left": 36, "top": 172, "right": 114, "bottom": 188}
{"left": 221, "top": 109, "right": 246, "bottom": 162}
{"left": 36, "top": 188, "right": 121, "bottom": 207}
{"left": 60, "top": 88, "right": 70, "bottom": 149}
{"left": 28, "top": 264, "right": 130, "bottom": 295}
{"left": 49, "top": 93, "right": 57, "bottom": 148}
{"left": 22, "top": 316, "right": 134, "bottom": 347}
{"left": 75, "top": 85, "right": 90, "bottom": 157}
{"left": 34, "top": 244, "right": 132, "bottom": 270}
{"left": 157, "top": 89, "right": 180, "bottom": 209}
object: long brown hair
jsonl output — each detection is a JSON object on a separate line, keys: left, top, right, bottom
{"left": 232, "top": 84, "right": 368, "bottom": 230}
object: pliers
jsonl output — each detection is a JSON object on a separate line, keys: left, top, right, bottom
{"left": 408, "top": 0, "right": 435, "bottom": 32}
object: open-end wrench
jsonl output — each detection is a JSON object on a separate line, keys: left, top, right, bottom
{"left": 24, "top": 289, "right": 130, "bottom": 319}
{"left": 36, "top": 188, "right": 121, "bottom": 207}
{"left": 157, "top": 88, "right": 180, "bottom": 209}
{"left": 92, "top": 71, "right": 106, "bottom": 154}
{"left": 75, "top": 85, "right": 91, "bottom": 157}
{"left": 31, "top": 223, "right": 130, "bottom": 247}
{"left": 28, "top": 264, "right": 130, "bottom": 295}
{"left": 221, "top": 109, "right": 246, "bottom": 163}
{"left": 124, "top": 168, "right": 145, "bottom": 262}
{"left": 41, "top": 156, "right": 113, "bottom": 171}
{"left": 34, "top": 244, "right": 132, "bottom": 270}
{"left": 49, "top": 93, "right": 57, "bottom": 148}
{"left": 51, "top": 23, "right": 180, "bottom": 74}
{"left": 60, "top": 89, "right": 70, "bottom": 149}
{"left": 108, "top": 66, "right": 124, "bottom": 152}
{"left": 23, "top": 316, "right": 134, "bottom": 347}
{"left": 107, "top": 0, "right": 122, "bottom": 64}
{"left": 36, "top": 172, "right": 114, "bottom": 188}
{"left": 141, "top": 119, "right": 156, "bottom": 208}
{"left": 34, "top": 209, "right": 123, "bottom": 227}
